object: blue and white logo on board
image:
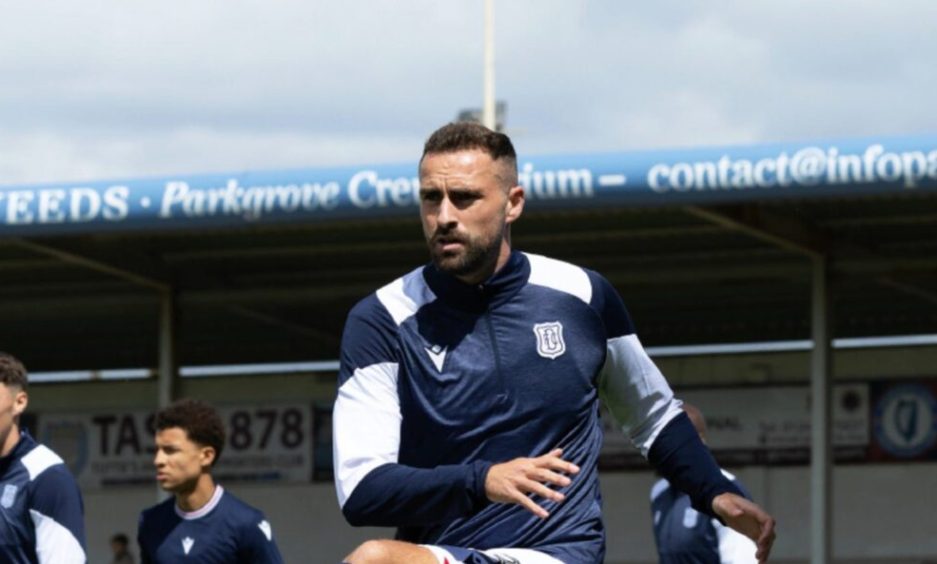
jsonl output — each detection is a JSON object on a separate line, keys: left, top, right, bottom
{"left": 533, "top": 322, "right": 566, "bottom": 360}
{"left": 1, "top": 485, "right": 17, "bottom": 508}
{"left": 873, "top": 384, "right": 937, "bottom": 458}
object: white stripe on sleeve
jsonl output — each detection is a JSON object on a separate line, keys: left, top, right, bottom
{"left": 333, "top": 362, "right": 401, "bottom": 507}
{"left": 598, "top": 334, "right": 683, "bottom": 455}
{"left": 29, "top": 509, "right": 86, "bottom": 564}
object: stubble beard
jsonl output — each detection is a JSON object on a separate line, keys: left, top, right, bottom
{"left": 429, "top": 229, "right": 503, "bottom": 282}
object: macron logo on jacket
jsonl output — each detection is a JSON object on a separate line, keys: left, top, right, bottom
{"left": 425, "top": 345, "right": 447, "bottom": 372}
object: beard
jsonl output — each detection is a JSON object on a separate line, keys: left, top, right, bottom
{"left": 428, "top": 226, "right": 503, "bottom": 281}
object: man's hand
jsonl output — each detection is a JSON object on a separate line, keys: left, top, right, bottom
{"left": 484, "top": 448, "right": 580, "bottom": 518}
{"left": 712, "top": 492, "right": 777, "bottom": 563}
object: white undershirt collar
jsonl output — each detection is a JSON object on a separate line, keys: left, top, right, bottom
{"left": 175, "top": 485, "right": 224, "bottom": 520}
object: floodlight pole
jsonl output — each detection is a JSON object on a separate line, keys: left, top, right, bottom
{"left": 482, "top": 0, "right": 496, "bottom": 130}
{"left": 810, "top": 256, "right": 833, "bottom": 564}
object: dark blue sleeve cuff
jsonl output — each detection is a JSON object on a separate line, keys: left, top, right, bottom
{"left": 647, "top": 412, "right": 744, "bottom": 519}
{"left": 342, "top": 460, "right": 494, "bottom": 527}
{"left": 471, "top": 459, "right": 494, "bottom": 509}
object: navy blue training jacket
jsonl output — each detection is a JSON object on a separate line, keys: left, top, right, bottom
{"left": 334, "top": 251, "right": 739, "bottom": 563}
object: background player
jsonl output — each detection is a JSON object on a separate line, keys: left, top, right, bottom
{"left": 137, "top": 398, "right": 283, "bottom": 563}
{"left": 651, "top": 404, "right": 758, "bottom": 563}
{"left": 0, "top": 351, "right": 86, "bottom": 563}
{"left": 109, "top": 532, "right": 135, "bottom": 564}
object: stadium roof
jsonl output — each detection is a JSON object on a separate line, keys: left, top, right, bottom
{"left": 2, "top": 134, "right": 935, "bottom": 372}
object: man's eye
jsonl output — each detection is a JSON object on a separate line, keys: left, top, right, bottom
{"left": 451, "top": 193, "right": 479, "bottom": 205}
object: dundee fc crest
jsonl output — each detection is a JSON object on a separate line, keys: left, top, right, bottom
{"left": 534, "top": 322, "right": 566, "bottom": 359}
{"left": 1, "top": 485, "right": 17, "bottom": 508}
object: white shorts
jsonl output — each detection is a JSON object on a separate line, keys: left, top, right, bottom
{"left": 422, "top": 544, "right": 564, "bottom": 564}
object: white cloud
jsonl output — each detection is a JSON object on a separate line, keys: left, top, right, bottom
{"left": 0, "top": 1, "right": 935, "bottom": 183}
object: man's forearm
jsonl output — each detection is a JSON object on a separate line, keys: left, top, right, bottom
{"left": 341, "top": 460, "right": 493, "bottom": 527}
{"left": 648, "top": 412, "right": 744, "bottom": 518}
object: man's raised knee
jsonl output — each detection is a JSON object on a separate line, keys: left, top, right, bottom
{"left": 345, "top": 539, "right": 436, "bottom": 564}
{"left": 345, "top": 540, "right": 395, "bottom": 563}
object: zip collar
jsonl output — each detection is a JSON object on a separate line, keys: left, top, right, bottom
{"left": 422, "top": 250, "right": 530, "bottom": 312}
{"left": 0, "top": 430, "right": 35, "bottom": 475}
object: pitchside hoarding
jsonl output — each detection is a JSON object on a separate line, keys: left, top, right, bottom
{"left": 600, "top": 379, "right": 937, "bottom": 469}
{"left": 37, "top": 403, "right": 314, "bottom": 489}
{"left": 31, "top": 380, "right": 937, "bottom": 487}
{"left": 1, "top": 134, "right": 936, "bottom": 236}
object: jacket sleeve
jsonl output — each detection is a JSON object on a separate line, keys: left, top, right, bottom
{"left": 28, "top": 465, "right": 87, "bottom": 564}
{"left": 333, "top": 292, "right": 492, "bottom": 527}
{"left": 590, "top": 271, "right": 741, "bottom": 518}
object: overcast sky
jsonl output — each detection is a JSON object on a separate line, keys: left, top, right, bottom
{"left": 1, "top": 1, "right": 935, "bottom": 185}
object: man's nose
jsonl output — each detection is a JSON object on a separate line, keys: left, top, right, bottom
{"left": 437, "top": 197, "right": 457, "bottom": 227}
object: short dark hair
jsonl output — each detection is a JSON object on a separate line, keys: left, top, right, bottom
{"left": 421, "top": 123, "right": 518, "bottom": 188}
{"left": 110, "top": 533, "right": 129, "bottom": 546}
{"left": 422, "top": 122, "right": 516, "bottom": 162}
{"left": 0, "top": 353, "right": 28, "bottom": 391}
{"left": 155, "top": 399, "right": 226, "bottom": 464}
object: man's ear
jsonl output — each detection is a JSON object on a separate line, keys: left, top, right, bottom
{"left": 200, "top": 446, "right": 217, "bottom": 468}
{"left": 505, "top": 185, "right": 525, "bottom": 225}
{"left": 11, "top": 391, "right": 27, "bottom": 419}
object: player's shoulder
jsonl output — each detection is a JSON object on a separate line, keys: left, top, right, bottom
{"left": 20, "top": 442, "right": 67, "bottom": 482}
{"left": 219, "top": 490, "right": 279, "bottom": 541}
{"left": 523, "top": 252, "right": 596, "bottom": 303}
{"left": 217, "top": 489, "right": 265, "bottom": 522}
{"left": 139, "top": 496, "right": 176, "bottom": 523}
{"left": 372, "top": 265, "right": 437, "bottom": 326}
{"left": 650, "top": 477, "right": 672, "bottom": 502}
{"left": 348, "top": 266, "right": 432, "bottom": 325}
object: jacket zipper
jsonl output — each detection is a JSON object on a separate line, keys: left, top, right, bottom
{"left": 483, "top": 307, "right": 508, "bottom": 401}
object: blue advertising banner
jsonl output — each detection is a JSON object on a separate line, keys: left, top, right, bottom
{"left": 2, "top": 134, "right": 936, "bottom": 237}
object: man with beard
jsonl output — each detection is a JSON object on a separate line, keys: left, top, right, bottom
{"left": 333, "top": 122, "right": 776, "bottom": 564}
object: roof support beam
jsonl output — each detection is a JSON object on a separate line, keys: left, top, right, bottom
{"left": 222, "top": 305, "right": 341, "bottom": 348}
{"left": 876, "top": 276, "right": 937, "bottom": 307}
{"left": 683, "top": 204, "right": 829, "bottom": 259}
{"left": 685, "top": 205, "right": 937, "bottom": 311}
{"left": 11, "top": 238, "right": 169, "bottom": 292}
